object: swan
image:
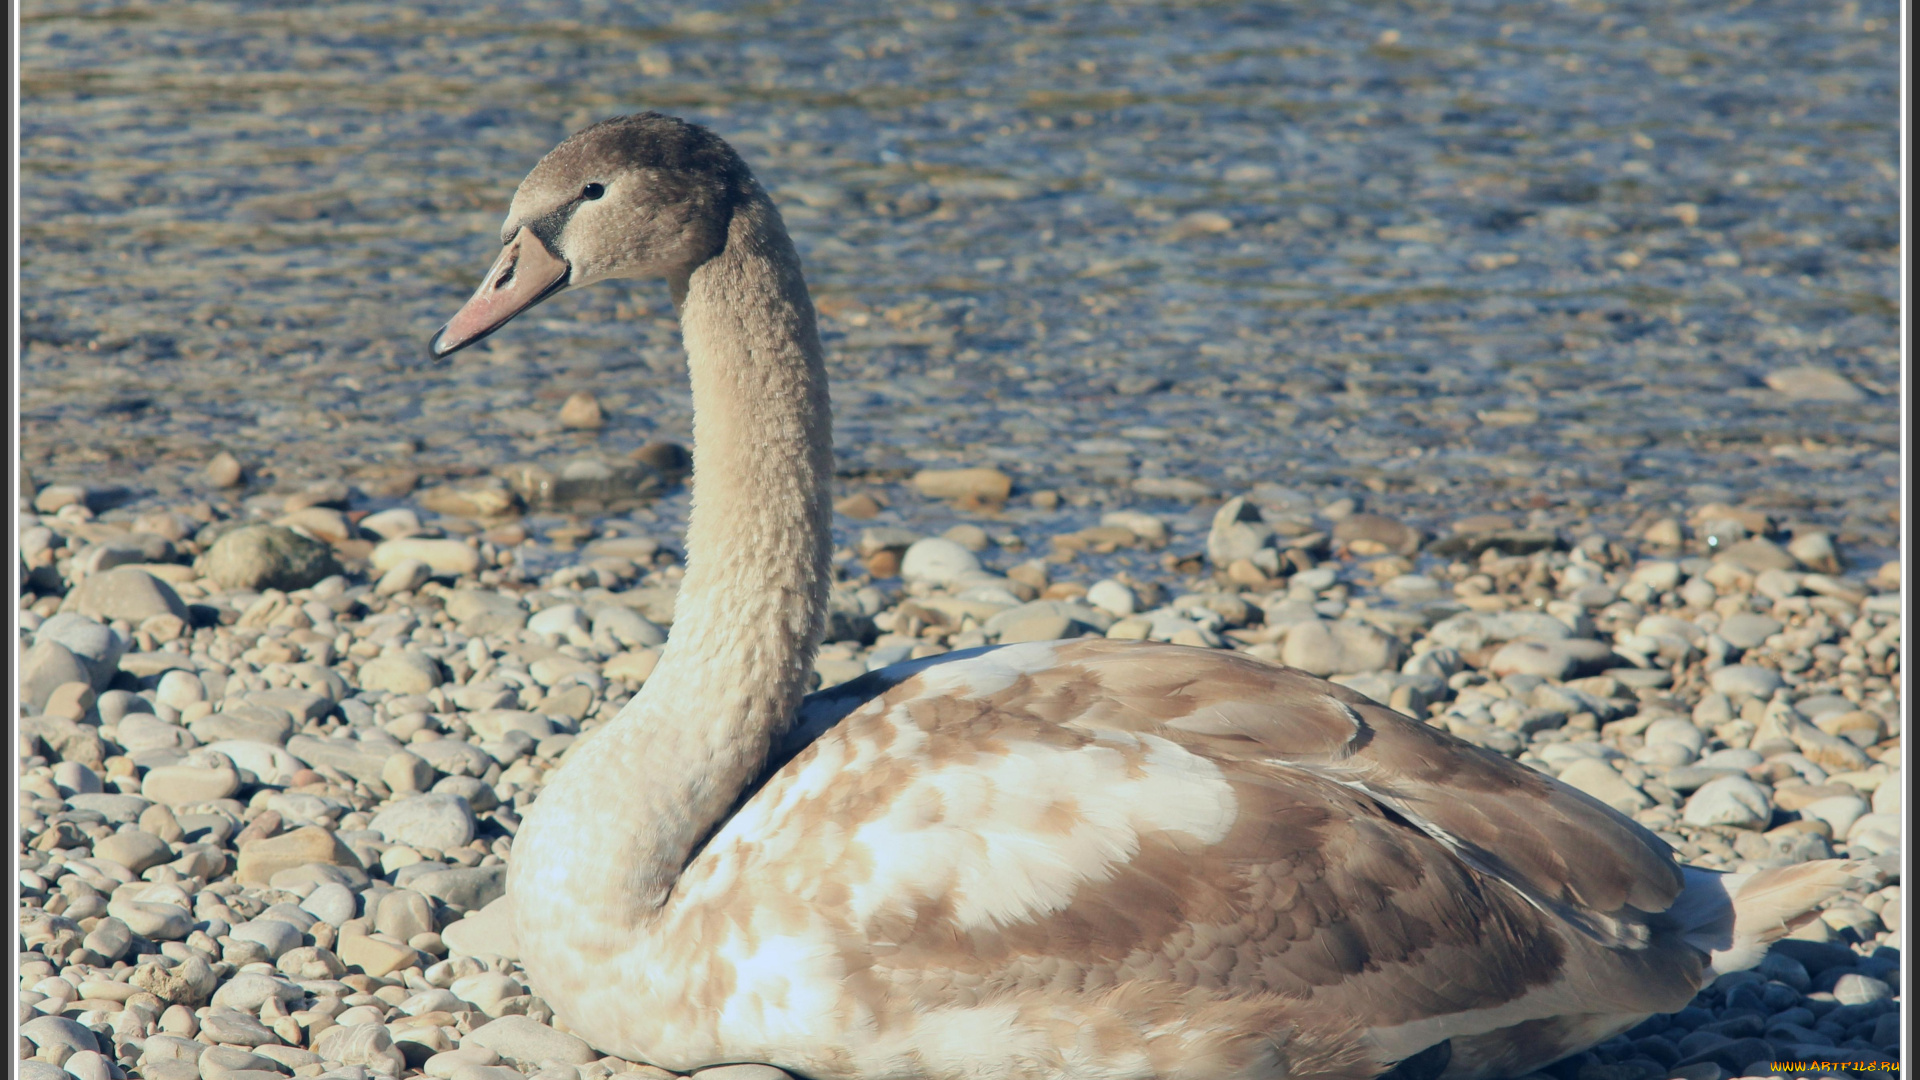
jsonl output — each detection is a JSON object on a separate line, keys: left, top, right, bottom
{"left": 427, "top": 113, "right": 1861, "bottom": 1080}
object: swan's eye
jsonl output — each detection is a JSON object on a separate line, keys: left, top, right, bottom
{"left": 582, "top": 183, "right": 606, "bottom": 200}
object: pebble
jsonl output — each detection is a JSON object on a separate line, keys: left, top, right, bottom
{"left": 426, "top": 1048, "right": 501, "bottom": 1079}
{"left": 527, "top": 604, "right": 588, "bottom": 636}
{"left": 899, "top": 536, "right": 983, "bottom": 585}
{"left": 1831, "top": 973, "right": 1892, "bottom": 1006}
{"left": 416, "top": 860, "right": 510, "bottom": 910}
{"left": 377, "top": 558, "right": 434, "bottom": 596}
{"left": 1681, "top": 775, "right": 1774, "bottom": 830}
{"left": 1764, "top": 366, "right": 1869, "bottom": 403}
{"left": 360, "top": 650, "right": 446, "bottom": 695}
{"left": 21, "top": 642, "right": 96, "bottom": 711}
{"left": 1085, "top": 579, "right": 1138, "bottom": 616}
{"left": 140, "top": 763, "right": 242, "bottom": 805}
{"left": 35, "top": 613, "right": 129, "bottom": 686}
{"left": 205, "top": 451, "right": 246, "bottom": 487}
{"left": 231, "top": 916, "right": 304, "bottom": 958}
{"left": 446, "top": 589, "right": 529, "bottom": 633}
{"left": 558, "top": 391, "right": 605, "bottom": 429}
{"left": 1280, "top": 619, "right": 1405, "bottom": 676}
{"left": 1554, "top": 758, "right": 1652, "bottom": 814}
{"left": 63, "top": 1050, "right": 114, "bottom": 1080}
{"left": 999, "top": 612, "right": 1076, "bottom": 643}
{"left": 360, "top": 508, "right": 423, "bottom": 540}
{"left": 1331, "top": 513, "right": 1422, "bottom": 556}
{"left": 314, "top": 1022, "right": 407, "bottom": 1073}
{"left": 1706, "top": 665, "right": 1785, "bottom": 701}
{"left": 128, "top": 955, "right": 217, "bottom": 1006}
{"left": 371, "top": 792, "right": 477, "bottom": 851}
{"left": 591, "top": 606, "right": 666, "bottom": 648}
{"left": 1486, "top": 640, "right": 1580, "bottom": 681}
{"left": 235, "top": 825, "right": 364, "bottom": 884}
{"left": 1207, "top": 496, "right": 1274, "bottom": 565}
{"left": 204, "top": 524, "right": 342, "bottom": 591}
{"left": 93, "top": 828, "right": 173, "bottom": 873}
{"left": 1714, "top": 613, "right": 1783, "bottom": 650}
{"left": 464, "top": 1016, "right": 597, "bottom": 1066}
{"left": 441, "top": 897, "right": 518, "bottom": 960}
{"left": 910, "top": 466, "right": 1012, "bottom": 502}
{"left": 336, "top": 928, "right": 421, "bottom": 978}
{"left": 65, "top": 566, "right": 191, "bottom": 623}
{"left": 372, "top": 538, "right": 483, "bottom": 577}
{"left": 22, "top": 1015, "right": 102, "bottom": 1056}
{"left": 301, "top": 882, "right": 360, "bottom": 926}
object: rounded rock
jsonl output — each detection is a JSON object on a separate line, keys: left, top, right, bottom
{"left": 1708, "top": 665, "right": 1785, "bottom": 701}
{"left": 67, "top": 567, "right": 190, "bottom": 624}
{"left": 1830, "top": 973, "right": 1891, "bottom": 1006}
{"left": 34, "top": 613, "right": 129, "bottom": 686}
{"left": 376, "top": 559, "right": 432, "bottom": 597}
{"left": 299, "top": 882, "right": 360, "bottom": 926}
{"left": 1799, "top": 794, "right": 1871, "bottom": 838}
{"left": 93, "top": 829, "right": 173, "bottom": 874}
{"left": 899, "top": 537, "right": 981, "bottom": 585}
{"left": 463, "top": 1016, "right": 596, "bottom": 1067}
{"left": 558, "top": 391, "right": 605, "bottom": 429}
{"left": 1486, "top": 640, "right": 1577, "bottom": 681}
{"left": 140, "top": 764, "right": 241, "bottom": 806}
{"left": 1085, "top": 580, "right": 1138, "bottom": 617}
{"left": 204, "top": 524, "right": 341, "bottom": 592}
{"left": 359, "top": 650, "right": 444, "bottom": 695}
{"left": 235, "top": 826, "right": 364, "bottom": 885}
{"left": 372, "top": 538, "right": 482, "bottom": 578}
{"left": 154, "top": 669, "right": 208, "bottom": 710}
{"left": 910, "top": 467, "right": 1012, "bottom": 503}
{"left": 1763, "top": 366, "right": 1867, "bottom": 403}
{"left": 22, "top": 641, "right": 96, "bottom": 711}
{"left": 370, "top": 792, "right": 476, "bottom": 852}
{"left": 591, "top": 606, "right": 666, "bottom": 648}
{"left": 1682, "top": 775, "right": 1774, "bottom": 830}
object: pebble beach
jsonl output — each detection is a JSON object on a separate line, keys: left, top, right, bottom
{"left": 16, "top": 3, "right": 1903, "bottom": 1080}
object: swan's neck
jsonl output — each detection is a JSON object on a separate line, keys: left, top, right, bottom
{"left": 514, "top": 189, "right": 831, "bottom": 928}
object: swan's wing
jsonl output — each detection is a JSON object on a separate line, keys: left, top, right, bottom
{"left": 1047, "top": 639, "right": 1686, "bottom": 944}
{"left": 687, "top": 640, "right": 1703, "bottom": 1079}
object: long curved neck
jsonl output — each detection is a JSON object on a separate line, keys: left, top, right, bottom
{"left": 518, "top": 187, "right": 831, "bottom": 927}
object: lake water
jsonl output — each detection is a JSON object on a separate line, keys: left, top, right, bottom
{"left": 18, "top": 0, "right": 1901, "bottom": 567}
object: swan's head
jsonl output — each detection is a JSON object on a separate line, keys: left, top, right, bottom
{"left": 430, "top": 112, "right": 751, "bottom": 358}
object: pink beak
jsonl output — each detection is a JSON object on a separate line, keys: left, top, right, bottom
{"left": 429, "top": 227, "right": 571, "bottom": 358}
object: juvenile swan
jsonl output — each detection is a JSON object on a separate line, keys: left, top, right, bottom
{"left": 429, "top": 113, "right": 1860, "bottom": 1080}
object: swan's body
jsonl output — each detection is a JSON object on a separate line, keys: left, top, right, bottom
{"left": 431, "top": 114, "right": 1860, "bottom": 1080}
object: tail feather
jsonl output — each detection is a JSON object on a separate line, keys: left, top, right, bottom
{"left": 1676, "top": 860, "right": 1867, "bottom": 980}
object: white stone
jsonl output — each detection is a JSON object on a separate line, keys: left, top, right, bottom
{"left": 1643, "top": 718, "right": 1707, "bottom": 754}
{"left": 371, "top": 793, "right": 475, "bottom": 851}
{"left": 230, "top": 917, "right": 303, "bottom": 959}
{"left": 359, "top": 650, "right": 444, "bottom": 695}
{"left": 1708, "top": 664, "right": 1785, "bottom": 701}
{"left": 372, "top": 538, "right": 482, "bottom": 577}
{"left": 359, "top": 508, "right": 423, "bottom": 540}
{"left": 1085, "top": 579, "right": 1137, "bottom": 617}
{"left": 1682, "top": 774, "right": 1773, "bottom": 829}
{"left": 154, "top": 670, "right": 207, "bottom": 709}
{"left": 590, "top": 606, "right": 666, "bottom": 648}
{"left": 527, "top": 604, "right": 588, "bottom": 636}
{"left": 1555, "top": 758, "right": 1652, "bottom": 814}
{"left": 899, "top": 537, "right": 981, "bottom": 585}
{"left": 463, "top": 1016, "right": 595, "bottom": 1066}
{"left": 1799, "top": 795, "right": 1871, "bottom": 838}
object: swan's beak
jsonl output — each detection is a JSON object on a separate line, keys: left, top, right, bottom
{"left": 429, "top": 227, "right": 571, "bottom": 359}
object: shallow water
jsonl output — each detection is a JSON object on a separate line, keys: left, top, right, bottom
{"left": 18, "top": 0, "right": 1901, "bottom": 565}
